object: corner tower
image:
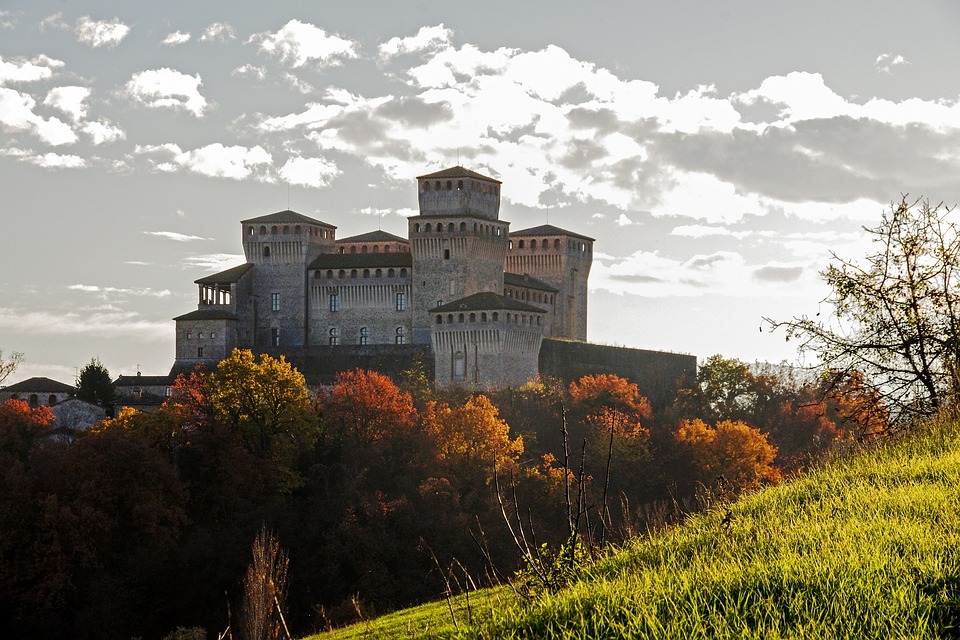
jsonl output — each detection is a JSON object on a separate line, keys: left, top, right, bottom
{"left": 506, "top": 225, "right": 593, "bottom": 341}
{"left": 409, "top": 167, "right": 509, "bottom": 343}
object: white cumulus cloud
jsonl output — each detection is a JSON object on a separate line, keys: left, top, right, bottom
{"left": 143, "top": 231, "right": 210, "bottom": 242}
{"left": 876, "top": 53, "right": 909, "bottom": 74}
{"left": 379, "top": 24, "right": 453, "bottom": 59}
{"left": 278, "top": 156, "right": 340, "bottom": 187}
{"left": 27, "top": 152, "right": 85, "bottom": 168}
{"left": 124, "top": 68, "right": 207, "bottom": 116}
{"left": 75, "top": 16, "right": 131, "bottom": 48}
{"left": 251, "top": 20, "right": 357, "bottom": 67}
{"left": 139, "top": 142, "right": 272, "bottom": 180}
{"left": 82, "top": 120, "right": 125, "bottom": 145}
{"left": 200, "top": 22, "right": 236, "bottom": 42}
{"left": 0, "top": 55, "right": 64, "bottom": 84}
{"left": 162, "top": 31, "right": 191, "bottom": 46}
{"left": 0, "top": 87, "right": 77, "bottom": 145}
{"left": 43, "top": 86, "right": 90, "bottom": 122}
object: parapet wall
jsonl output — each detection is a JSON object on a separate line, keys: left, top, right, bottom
{"left": 260, "top": 344, "right": 433, "bottom": 385}
{"left": 538, "top": 339, "right": 696, "bottom": 409}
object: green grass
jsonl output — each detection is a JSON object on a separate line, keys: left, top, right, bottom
{"left": 311, "top": 412, "right": 960, "bottom": 639}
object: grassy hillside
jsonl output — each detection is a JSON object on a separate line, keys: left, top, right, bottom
{"left": 312, "top": 411, "right": 960, "bottom": 639}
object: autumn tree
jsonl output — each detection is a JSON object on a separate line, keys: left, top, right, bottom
{"left": 77, "top": 357, "right": 115, "bottom": 407}
{"left": 422, "top": 394, "right": 524, "bottom": 475}
{"left": 675, "top": 419, "right": 781, "bottom": 491}
{"left": 0, "top": 349, "right": 24, "bottom": 386}
{"left": 319, "top": 369, "right": 417, "bottom": 447}
{"left": 568, "top": 374, "right": 652, "bottom": 440}
{"left": 768, "top": 197, "right": 960, "bottom": 419}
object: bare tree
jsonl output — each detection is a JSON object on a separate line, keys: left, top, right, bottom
{"left": 0, "top": 349, "right": 24, "bottom": 386}
{"left": 767, "top": 197, "right": 960, "bottom": 420}
{"left": 241, "top": 527, "right": 291, "bottom": 640}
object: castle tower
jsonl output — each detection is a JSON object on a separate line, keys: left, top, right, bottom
{"left": 506, "top": 225, "right": 594, "bottom": 341}
{"left": 409, "top": 167, "right": 510, "bottom": 343}
{"left": 240, "top": 210, "right": 337, "bottom": 349}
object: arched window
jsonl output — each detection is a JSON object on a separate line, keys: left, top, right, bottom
{"left": 260, "top": 226, "right": 266, "bottom": 234}
{"left": 518, "top": 240, "right": 525, "bottom": 249}
{"left": 338, "top": 247, "right": 345, "bottom": 254}
{"left": 469, "top": 313, "right": 476, "bottom": 322}
{"left": 460, "top": 222, "right": 466, "bottom": 231}
{"left": 425, "top": 223, "right": 432, "bottom": 232}
{"left": 554, "top": 238, "right": 561, "bottom": 249}
{"left": 446, "top": 180, "right": 452, "bottom": 190}
{"left": 283, "top": 225, "right": 289, "bottom": 234}
{"left": 361, "top": 245, "right": 368, "bottom": 254}
{"left": 363, "top": 269, "right": 370, "bottom": 278}
{"left": 424, "top": 181, "right": 431, "bottom": 191}
{"left": 359, "top": 326, "right": 368, "bottom": 345}
{"left": 271, "top": 226, "right": 278, "bottom": 234}
{"left": 350, "top": 269, "right": 358, "bottom": 278}
{"left": 457, "top": 180, "right": 463, "bottom": 190}
{"left": 435, "top": 181, "right": 441, "bottom": 190}
{"left": 447, "top": 222, "right": 454, "bottom": 232}
{"left": 329, "top": 327, "right": 339, "bottom": 346}
{"left": 458, "top": 313, "right": 464, "bottom": 323}
{"left": 384, "top": 246, "right": 391, "bottom": 253}
{"left": 350, "top": 246, "right": 357, "bottom": 254}
{"left": 338, "top": 270, "right": 345, "bottom": 279}
{"left": 481, "top": 312, "right": 487, "bottom": 322}
{"left": 436, "top": 315, "right": 443, "bottom": 324}
{"left": 415, "top": 223, "right": 421, "bottom": 233}
{"left": 48, "top": 395, "right": 57, "bottom": 405}
{"left": 388, "top": 268, "right": 395, "bottom": 277}
{"left": 395, "top": 326, "right": 406, "bottom": 344}
{"left": 263, "top": 246, "right": 271, "bottom": 257}
{"left": 248, "top": 227, "right": 254, "bottom": 236}
{"left": 447, "top": 314, "right": 454, "bottom": 324}
{"left": 373, "top": 245, "right": 379, "bottom": 253}
{"left": 400, "top": 268, "right": 408, "bottom": 277}
{"left": 326, "top": 269, "right": 334, "bottom": 279}
{"left": 295, "top": 225, "right": 301, "bottom": 234}
{"left": 28, "top": 394, "right": 38, "bottom": 407}
{"left": 531, "top": 239, "right": 537, "bottom": 249}
{"left": 375, "top": 269, "right": 382, "bottom": 277}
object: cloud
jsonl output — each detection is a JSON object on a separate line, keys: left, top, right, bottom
{"left": 876, "top": 53, "right": 908, "bottom": 74}
{"left": 183, "top": 253, "right": 245, "bottom": 271}
{"left": 26, "top": 152, "right": 85, "bottom": 168}
{"left": 144, "top": 231, "right": 210, "bottom": 242}
{"left": 81, "top": 120, "right": 125, "bottom": 145}
{"left": 139, "top": 142, "right": 272, "bottom": 179}
{"left": 0, "top": 87, "right": 77, "bottom": 145}
{"left": 232, "top": 64, "right": 266, "bottom": 80}
{"left": 0, "top": 11, "right": 14, "bottom": 30}
{"left": 162, "top": 31, "right": 191, "bottom": 46}
{"left": 0, "top": 307, "right": 169, "bottom": 340}
{"left": 278, "top": 156, "right": 340, "bottom": 187}
{"left": 68, "top": 284, "right": 173, "bottom": 298}
{"left": 75, "top": 16, "right": 131, "bottom": 48}
{"left": 43, "top": 86, "right": 90, "bottom": 122}
{"left": 379, "top": 24, "right": 453, "bottom": 59}
{"left": 251, "top": 20, "right": 358, "bottom": 67}
{"left": 200, "top": 22, "right": 236, "bottom": 42}
{"left": 124, "top": 68, "right": 207, "bottom": 116}
{"left": 0, "top": 54, "right": 64, "bottom": 84}
{"left": 38, "top": 13, "right": 69, "bottom": 32}
{"left": 671, "top": 224, "right": 751, "bottom": 239}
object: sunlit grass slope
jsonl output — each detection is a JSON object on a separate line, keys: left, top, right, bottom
{"left": 314, "top": 412, "right": 960, "bottom": 639}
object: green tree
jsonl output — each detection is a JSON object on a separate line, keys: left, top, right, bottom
{"left": 768, "top": 197, "right": 960, "bottom": 419}
{"left": 0, "top": 349, "right": 24, "bottom": 386}
{"left": 77, "top": 357, "right": 115, "bottom": 407}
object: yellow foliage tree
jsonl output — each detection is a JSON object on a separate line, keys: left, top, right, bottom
{"left": 422, "top": 394, "right": 523, "bottom": 475}
{"left": 676, "top": 418, "right": 781, "bottom": 490}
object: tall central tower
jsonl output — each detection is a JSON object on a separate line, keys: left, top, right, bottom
{"left": 409, "top": 166, "right": 509, "bottom": 343}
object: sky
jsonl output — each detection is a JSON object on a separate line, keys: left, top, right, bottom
{"left": 4, "top": 1, "right": 960, "bottom": 385}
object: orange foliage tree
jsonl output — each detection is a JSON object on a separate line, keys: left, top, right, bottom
{"left": 676, "top": 418, "right": 781, "bottom": 490}
{"left": 319, "top": 369, "right": 417, "bottom": 446}
{"left": 421, "top": 394, "right": 523, "bottom": 474}
{"left": 568, "top": 374, "right": 652, "bottom": 439}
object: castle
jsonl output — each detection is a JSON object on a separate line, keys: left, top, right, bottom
{"left": 172, "top": 166, "right": 694, "bottom": 394}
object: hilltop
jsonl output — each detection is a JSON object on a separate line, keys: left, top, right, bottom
{"left": 314, "top": 410, "right": 960, "bottom": 639}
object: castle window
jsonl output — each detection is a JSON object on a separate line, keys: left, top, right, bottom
{"left": 375, "top": 269, "right": 382, "bottom": 277}
{"left": 186, "top": 332, "right": 193, "bottom": 339}
{"left": 435, "top": 181, "right": 441, "bottom": 190}
{"left": 260, "top": 226, "right": 266, "bottom": 234}
{"left": 283, "top": 225, "right": 289, "bottom": 234}
{"left": 350, "top": 269, "right": 358, "bottom": 278}
{"left": 48, "top": 394, "right": 57, "bottom": 405}
{"left": 554, "top": 238, "right": 560, "bottom": 249}
{"left": 457, "top": 180, "right": 463, "bottom": 190}
{"left": 359, "top": 327, "right": 368, "bottom": 345}
{"left": 446, "top": 180, "right": 452, "bottom": 190}
{"left": 509, "top": 240, "right": 513, "bottom": 249}
{"left": 469, "top": 313, "right": 476, "bottom": 322}
{"left": 362, "top": 245, "right": 368, "bottom": 254}
{"left": 444, "top": 249, "right": 450, "bottom": 260}
{"left": 339, "top": 247, "right": 345, "bottom": 254}
{"left": 248, "top": 227, "right": 254, "bottom": 236}
{"left": 199, "top": 332, "right": 205, "bottom": 339}
{"left": 350, "top": 246, "right": 357, "bottom": 254}
{"left": 197, "top": 347, "right": 204, "bottom": 358}
{"left": 271, "top": 226, "right": 278, "bottom": 234}
{"left": 263, "top": 246, "right": 271, "bottom": 258}
{"left": 338, "top": 270, "right": 345, "bottom": 279}
{"left": 327, "top": 270, "right": 334, "bottom": 279}
{"left": 537, "top": 316, "right": 542, "bottom": 325}
{"left": 28, "top": 394, "right": 38, "bottom": 407}
{"left": 453, "top": 351, "right": 465, "bottom": 381}
{"left": 460, "top": 222, "right": 466, "bottom": 231}
{"left": 373, "top": 245, "right": 380, "bottom": 253}
{"left": 518, "top": 240, "right": 525, "bottom": 249}
{"left": 210, "top": 332, "right": 216, "bottom": 339}
{"left": 271, "top": 293, "right": 280, "bottom": 312}
{"left": 330, "top": 293, "right": 340, "bottom": 312}
{"left": 448, "top": 223, "right": 454, "bottom": 232}
{"left": 271, "top": 328, "right": 280, "bottom": 346}
{"left": 295, "top": 225, "right": 301, "bottom": 234}
{"left": 388, "top": 268, "right": 395, "bottom": 277}
{"left": 436, "top": 315, "right": 442, "bottom": 324}
{"left": 481, "top": 312, "right": 487, "bottom": 322}
{"left": 474, "top": 223, "right": 478, "bottom": 232}
{"left": 423, "top": 181, "right": 430, "bottom": 191}
{"left": 363, "top": 269, "right": 370, "bottom": 278}
{"left": 531, "top": 239, "right": 537, "bottom": 249}
{"left": 385, "top": 246, "right": 391, "bottom": 252}
{"left": 329, "top": 327, "right": 339, "bottom": 346}
{"left": 395, "top": 326, "right": 406, "bottom": 344}
{"left": 414, "top": 223, "right": 421, "bottom": 232}
{"left": 458, "top": 313, "right": 464, "bottom": 323}
{"left": 396, "top": 292, "right": 406, "bottom": 311}
{"left": 400, "top": 268, "right": 408, "bottom": 277}
{"left": 425, "top": 223, "right": 432, "bottom": 232}
{"left": 449, "top": 280, "right": 456, "bottom": 295}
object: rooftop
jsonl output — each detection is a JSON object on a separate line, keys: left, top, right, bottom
{"left": 240, "top": 209, "right": 336, "bottom": 228}
{"left": 430, "top": 291, "right": 546, "bottom": 314}
{"left": 2, "top": 376, "right": 74, "bottom": 394}
{"left": 416, "top": 165, "right": 501, "bottom": 184}
{"left": 511, "top": 224, "right": 595, "bottom": 242}
{"left": 172, "top": 309, "right": 239, "bottom": 322}
{"left": 309, "top": 252, "right": 413, "bottom": 270}
{"left": 337, "top": 230, "right": 409, "bottom": 244}
{"left": 195, "top": 262, "right": 254, "bottom": 285}
{"left": 504, "top": 272, "right": 559, "bottom": 293}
